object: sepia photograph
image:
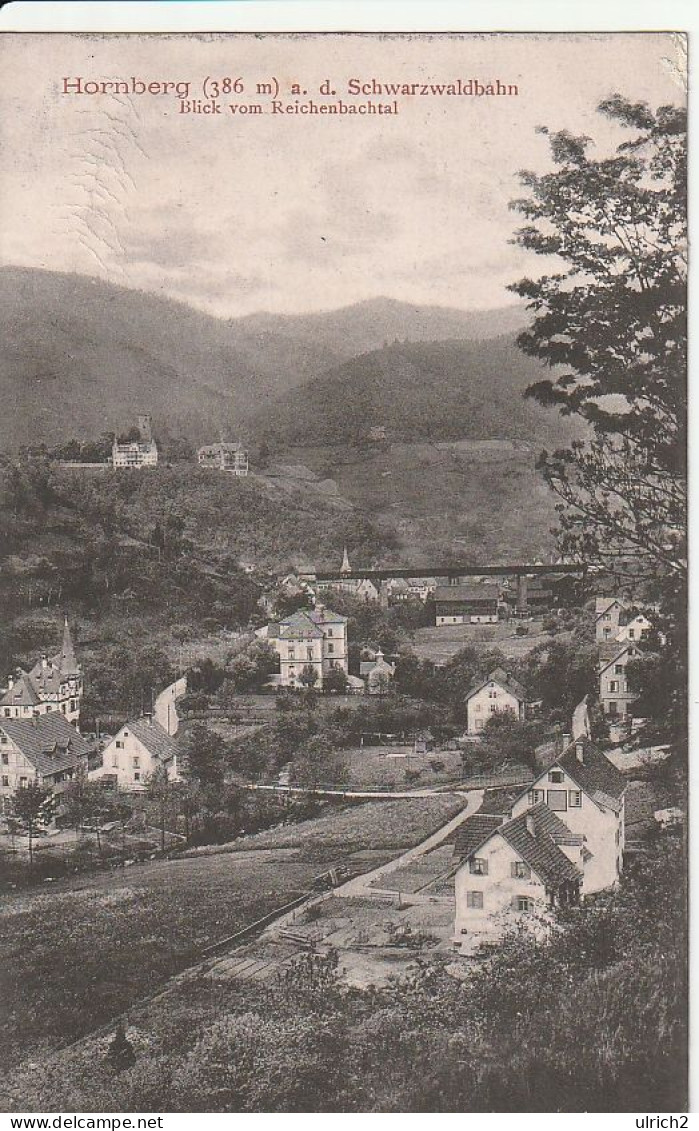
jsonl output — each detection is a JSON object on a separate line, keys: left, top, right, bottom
{"left": 0, "top": 22, "right": 688, "bottom": 1115}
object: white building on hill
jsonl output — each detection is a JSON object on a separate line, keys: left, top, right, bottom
{"left": 265, "top": 605, "right": 348, "bottom": 689}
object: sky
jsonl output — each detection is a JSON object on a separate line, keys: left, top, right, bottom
{"left": 0, "top": 32, "right": 686, "bottom": 318}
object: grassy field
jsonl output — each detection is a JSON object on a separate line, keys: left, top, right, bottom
{"left": 183, "top": 795, "right": 466, "bottom": 859}
{"left": 410, "top": 618, "right": 571, "bottom": 665}
{"left": 0, "top": 850, "right": 323, "bottom": 1068}
{"left": 343, "top": 744, "right": 463, "bottom": 790}
{"left": 0, "top": 794, "right": 464, "bottom": 1069}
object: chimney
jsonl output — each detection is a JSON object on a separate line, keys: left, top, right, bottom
{"left": 575, "top": 741, "right": 585, "bottom": 763}
{"left": 7, "top": 674, "right": 13, "bottom": 689}
{"left": 525, "top": 813, "right": 536, "bottom": 836}
{"left": 41, "top": 654, "right": 48, "bottom": 669}
{"left": 561, "top": 732, "right": 572, "bottom": 749}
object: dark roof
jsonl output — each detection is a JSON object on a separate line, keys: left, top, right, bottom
{"left": 0, "top": 673, "right": 41, "bottom": 708}
{"left": 498, "top": 805, "right": 582, "bottom": 887}
{"left": 478, "top": 786, "right": 522, "bottom": 816}
{"left": 465, "top": 667, "right": 527, "bottom": 703}
{"left": 598, "top": 642, "right": 628, "bottom": 667}
{"left": 0, "top": 714, "right": 92, "bottom": 777}
{"left": 559, "top": 738, "right": 626, "bottom": 807}
{"left": 124, "top": 718, "right": 179, "bottom": 764}
{"left": 434, "top": 584, "right": 500, "bottom": 602}
{"left": 452, "top": 813, "right": 504, "bottom": 858}
{"left": 277, "top": 611, "right": 324, "bottom": 639}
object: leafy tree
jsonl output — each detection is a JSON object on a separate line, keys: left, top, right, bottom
{"left": 323, "top": 665, "right": 349, "bottom": 695}
{"left": 143, "top": 765, "right": 179, "bottom": 852}
{"left": 62, "top": 764, "right": 113, "bottom": 849}
{"left": 180, "top": 723, "right": 226, "bottom": 789}
{"left": 227, "top": 640, "right": 278, "bottom": 692}
{"left": 107, "top": 1022, "right": 136, "bottom": 1072}
{"left": 510, "top": 95, "right": 686, "bottom": 583}
{"left": 291, "top": 736, "right": 349, "bottom": 789}
{"left": 299, "top": 664, "right": 319, "bottom": 689}
{"left": 11, "top": 781, "right": 56, "bottom": 868}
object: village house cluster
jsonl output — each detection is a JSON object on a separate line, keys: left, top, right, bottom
{"left": 452, "top": 734, "right": 626, "bottom": 951}
{"left": 0, "top": 581, "right": 653, "bottom": 963}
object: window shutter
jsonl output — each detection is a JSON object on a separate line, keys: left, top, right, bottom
{"left": 510, "top": 861, "right": 518, "bottom": 878}
{"left": 511, "top": 895, "right": 520, "bottom": 910}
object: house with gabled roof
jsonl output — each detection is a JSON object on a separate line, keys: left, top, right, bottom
{"left": 0, "top": 713, "right": 93, "bottom": 814}
{"left": 453, "top": 803, "right": 584, "bottom": 951}
{"left": 89, "top": 716, "right": 182, "bottom": 791}
{"left": 0, "top": 618, "right": 83, "bottom": 725}
{"left": 510, "top": 736, "right": 626, "bottom": 893}
{"left": 265, "top": 604, "right": 348, "bottom": 689}
{"left": 595, "top": 596, "right": 627, "bottom": 642}
{"left": 598, "top": 641, "right": 642, "bottom": 720}
{"left": 464, "top": 668, "right": 527, "bottom": 735}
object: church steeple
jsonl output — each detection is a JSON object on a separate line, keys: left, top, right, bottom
{"left": 58, "top": 615, "right": 80, "bottom": 676}
{"left": 340, "top": 545, "right": 351, "bottom": 575}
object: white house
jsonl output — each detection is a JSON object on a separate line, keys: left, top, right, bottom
{"left": 616, "top": 613, "right": 652, "bottom": 643}
{"left": 510, "top": 737, "right": 626, "bottom": 894}
{"left": 197, "top": 441, "right": 249, "bottom": 475}
{"left": 266, "top": 605, "right": 348, "bottom": 689}
{"left": 453, "top": 803, "right": 584, "bottom": 951}
{"left": 90, "top": 716, "right": 181, "bottom": 791}
{"left": 0, "top": 713, "right": 92, "bottom": 814}
{"left": 464, "top": 668, "right": 527, "bottom": 735}
{"left": 594, "top": 597, "right": 626, "bottom": 643}
{"left": 598, "top": 642, "right": 641, "bottom": 720}
{"left": 112, "top": 415, "right": 158, "bottom": 469}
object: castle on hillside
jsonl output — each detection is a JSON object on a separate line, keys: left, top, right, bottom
{"left": 0, "top": 617, "right": 83, "bottom": 726}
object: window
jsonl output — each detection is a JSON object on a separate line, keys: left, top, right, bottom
{"left": 1, "top": 776, "right": 8, "bottom": 787}
{"left": 0, "top": 733, "right": 6, "bottom": 743}
{"left": 1, "top": 753, "right": 8, "bottom": 765}
{"left": 528, "top": 788, "right": 545, "bottom": 805}
{"left": 608, "top": 701, "right": 618, "bottom": 716}
{"left": 628, "top": 629, "right": 635, "bottom": 639}
{"left": 307, "top": 648, "right": 313, "bottom": 661}
{"left": 515, "top": 896, "right": 534, "bottom": 912}
{"left": 547, "top": 789, "right": 568, "bottom": 811}
{"left": 19, "top": 776, "right": 27, "bottom": 786}
{"left": 133, "top": 757, "right": 140, "bottom": 769}
{"left": 469, "top": 858, "right": 488, "bottom": 875}
{"left": 548, "top": 770, "right": 564, "bottom": 783}
{"left": 489, "top": 689, "right": 497, "bottom": 699}
{"left": 134, "top": 772, "right": 141, "bottom": 782}
{"left": 328, "top": 643, "right": 334, "bottom": 654}
{"left": 327, "top": 629, "right": 333, "bottom": 638}
{"left": 288, "top": 650, "right": 295, "bottom": 661}
{"left": 614, "top": 664, "right": 624, "bottom": 674}
{"left": 112, "top": 753, "right": 119, "bottom": 768}
{"left": 490, "top": 704, "right": 497, "bottom": 713}
{"left": 116, "top": 740, "right": 124, "bottom": 749}
{"left": 466, "top": 891, "right": 483, "bottom": 909}
{"left": 615, "top": 827, "right": 620, "bottom": 845}
{"left": 511, "top": 861, "right": 531, "bottom": 879}
{"left": 569, "top": 790, "right": 582, "bottom": 808}
{"left": 609, "top": 681, "right": 618, "bottom": 693}
{"left": 3, "top": 708, "right": 10, "bottom": 717}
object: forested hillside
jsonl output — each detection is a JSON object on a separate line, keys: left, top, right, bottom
{"left": 253, "top": 338, "right": 578, "bottom": 446}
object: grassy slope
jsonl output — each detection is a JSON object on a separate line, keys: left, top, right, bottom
{"left": 0, "top": 795, "right": 464, "bottom": 1067}
{"left": 185, "top": 795, "right": 465, "bottom": 857}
